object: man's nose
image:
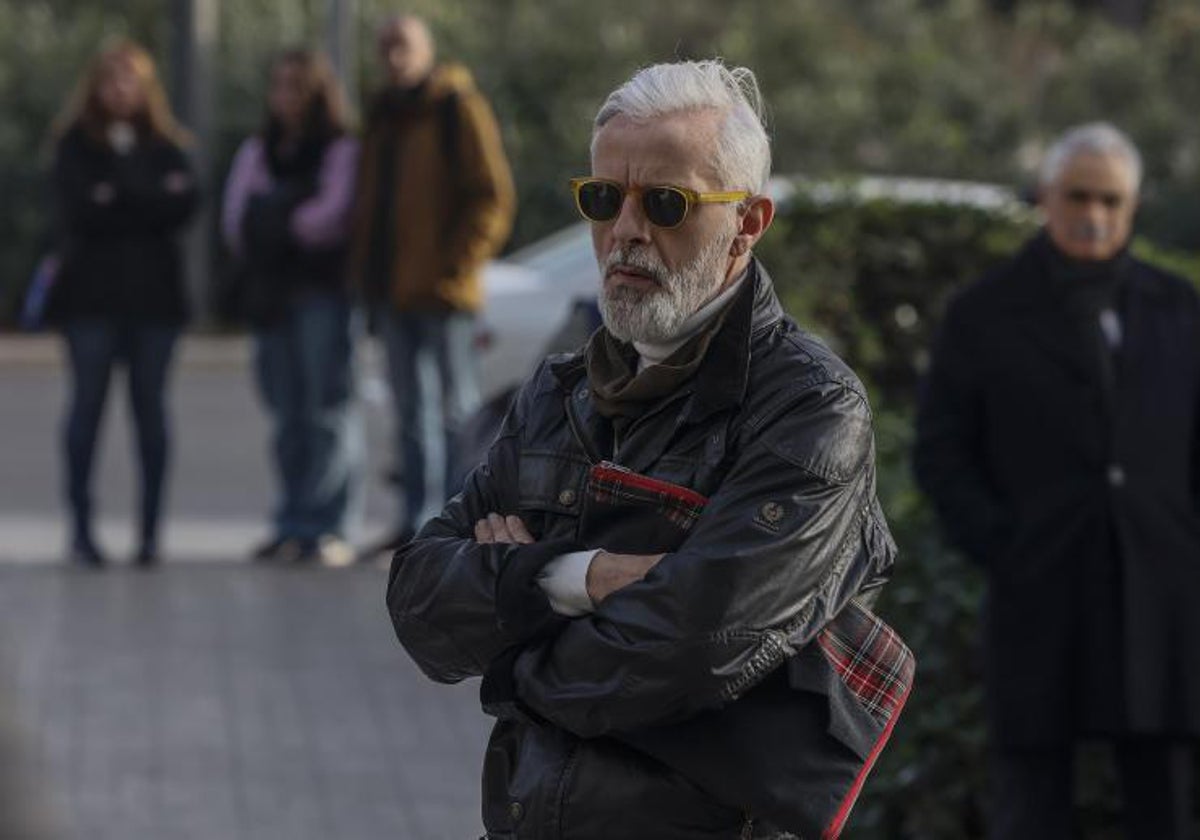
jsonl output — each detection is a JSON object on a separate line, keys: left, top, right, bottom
{"left": 1083, "top": 198, "right": 1109, "bottom": 224}
{"left": 610, "top": 194, "right": 651, "bottom": 244}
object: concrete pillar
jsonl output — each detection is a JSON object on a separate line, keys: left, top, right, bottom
{"left": 169, "top": 0, "right": 219, "bottom": 323}
{"left": 326, "top": 0, "right": 358, "bottom": 110}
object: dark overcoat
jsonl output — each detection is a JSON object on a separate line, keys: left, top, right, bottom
{"left": 914, "top": 232, "right": 1200, "bottom": 747}
{"left": 48, "top": 125, "right": 199, "bottom": 326}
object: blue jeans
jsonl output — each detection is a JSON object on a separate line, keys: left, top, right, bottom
{"left": 62, "top": 319, "right": 180, "bottom": 550}
{"left": 381, "top": 310, "right": 480, "bottom": 531}
{"left": 254, "top": 293, "right": 363, "bottom": 541}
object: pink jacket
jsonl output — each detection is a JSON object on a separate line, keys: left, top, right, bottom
{"left": 221, "top": 135, "right": 359, "bottom": 256}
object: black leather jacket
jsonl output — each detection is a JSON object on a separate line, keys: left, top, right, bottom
{"left": 388, "top": 261, "right": 896, "bottom": 839}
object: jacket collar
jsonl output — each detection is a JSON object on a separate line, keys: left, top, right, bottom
{"left": 549, "top": 256, "right": 785, "bottom": 421}
{"left": 1003, "top": 229, "right": 1165, "bottom": 314}
{"left": 998, "top": 230, "right": 1170, "bottom": 393}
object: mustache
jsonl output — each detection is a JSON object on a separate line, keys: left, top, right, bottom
{"left": 603, "top": 247, "right": 668, "bottom": 285}
{"left": 1068, "top": 221, "right": 1114, "bottom": 242}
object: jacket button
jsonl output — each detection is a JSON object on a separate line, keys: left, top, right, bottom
{"left": 508, "top": 801, "right": 524, "bottom": 822}
{"left": 1107, "top": 463, "right": 1126, "bottom": 488}
{"left": 558, "top": 488, "right": 577, "bottom": 506}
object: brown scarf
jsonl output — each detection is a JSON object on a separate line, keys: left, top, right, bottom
{"left": 584, "top": 302, "right": 733, "bottom": 430}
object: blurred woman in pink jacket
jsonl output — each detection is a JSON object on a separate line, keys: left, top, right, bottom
{"left": 221, "top": 49, "right": 362, "bottom": 566}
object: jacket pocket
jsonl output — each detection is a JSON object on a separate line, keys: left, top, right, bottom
{"left": 517, "top": 449, "right": 589, "bottom": 539}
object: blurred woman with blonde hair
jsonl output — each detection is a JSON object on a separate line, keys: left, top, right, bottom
{"left": 48, "top": 40, "right": 199, "bottom": 567}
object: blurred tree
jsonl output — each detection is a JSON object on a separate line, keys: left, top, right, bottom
{"left": 1, "top": 0, "right": 1196, "bottom": 315}
{"left": 990, "top": 0, "right": 1158, "bottom": 27}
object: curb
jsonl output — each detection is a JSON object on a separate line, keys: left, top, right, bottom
{"left": 0, "top": 334, "right": 253, "bottom": 369}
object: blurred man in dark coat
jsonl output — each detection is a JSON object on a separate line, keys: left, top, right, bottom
{"left": 915, "top": 122, "right": 1200, "bottom": 838}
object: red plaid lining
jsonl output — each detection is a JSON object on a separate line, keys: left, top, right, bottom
{"left": 816, "top": 601, "right": 914, "bottom": 726}
{"left": 588, "top": 462, "right": 707, "bottom": 532}
{"left": 818, "top": 602, "right": 915, "bottom": 839}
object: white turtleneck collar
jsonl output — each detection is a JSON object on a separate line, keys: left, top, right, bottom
{"left": 632, "top": 269, "right": 749, "bottom": 371}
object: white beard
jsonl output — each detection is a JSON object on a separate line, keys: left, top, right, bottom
{"left": 598, "top": 235, "right": 732, "bottom": 344}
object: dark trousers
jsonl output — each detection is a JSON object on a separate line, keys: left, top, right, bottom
{"left": 62, "top": 319, "right": 180, "bottom": 551}
{"left": 990, "top": 740, "right": 1196, "bottom": 840}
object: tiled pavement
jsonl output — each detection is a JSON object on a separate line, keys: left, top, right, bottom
{"left": 0, "top": 563, "right": 492, "bottom": 840}
{"left": 0, "top": 337, "right": 492, "bottom": 839}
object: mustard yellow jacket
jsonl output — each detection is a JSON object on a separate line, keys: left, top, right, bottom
{"left": 349, "top": 64, "right": 515, "bottom": 312}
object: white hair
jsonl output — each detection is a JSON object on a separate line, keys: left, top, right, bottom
{"left": 593, "top": 60, "right": 771, "bottom": 195}
{"left": 1039, "top": 122, "right": 1143, "bottom": 189}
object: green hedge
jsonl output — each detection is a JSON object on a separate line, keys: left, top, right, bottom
{"left": 758, "top": 179, "right": 1199, "bottom": 838}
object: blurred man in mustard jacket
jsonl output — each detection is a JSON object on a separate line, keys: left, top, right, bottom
{"left": 350, "top": 15, "right": 515, "bottom": 556}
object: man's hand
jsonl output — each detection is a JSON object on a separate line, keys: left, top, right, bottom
{"left": 586, "top": 551, "right": 665, "bottom": 604}
{"left": 474, "top": 513, "right": 535, "bottom": 545}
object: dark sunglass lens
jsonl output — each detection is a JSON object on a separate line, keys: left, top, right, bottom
{"left": 578, "top": 182, "right": 622, "bottom": 221}
{"left": 643, "top": 188, "right": 688, "bottom": 227}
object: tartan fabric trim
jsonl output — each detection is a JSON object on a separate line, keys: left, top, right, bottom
{"left": 816, "top": 601, "right": 915, "bottom": 727}
{"left": 821, "top": 669, "right": 913, "bottom": 840}
{"left": 588, "top": 462, "right": 708, "bottom": 531}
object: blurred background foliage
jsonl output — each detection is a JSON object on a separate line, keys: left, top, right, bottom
{"left": 1, "top": 0, "right": 1197, "bottom": 319}
{"left": 1, "top": 1, "right": 1198, "bottom": 835}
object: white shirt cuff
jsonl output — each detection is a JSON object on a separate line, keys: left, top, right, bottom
{"left": 536, "top": 550, "right": 599, "bottom": 617}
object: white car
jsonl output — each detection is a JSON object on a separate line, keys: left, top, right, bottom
{"left": 477, "top": 222, "right": 600, "bottom": 399}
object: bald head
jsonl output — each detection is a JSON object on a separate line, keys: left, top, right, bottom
{"left": 377, "top": 15, "right": 435, "bottom": 87}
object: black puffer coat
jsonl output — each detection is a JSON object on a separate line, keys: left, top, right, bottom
{"left": 388, "top": 261, "right": 897, "bottom": 839}
{"left": 49, "top": 125, "right": 199, "bottom": 325}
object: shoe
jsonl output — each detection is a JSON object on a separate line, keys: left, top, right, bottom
{"left": 69, "top": 540, "right": 108, "bottom": 569}
{"left": 363, "top": 528, "right": 416, "bottom": 560}
{"left": 306, "top": 535, "right": 356, "bottom": 568}
{"left": 250, "top": 536, "right": 303, "bottom": 563}
{"left": 133, "top": 546, "right": 161, "bottom": 569}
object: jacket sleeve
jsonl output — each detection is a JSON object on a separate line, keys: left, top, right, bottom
{"left": 1192, "top": 293, "right": 1200, "bottom": 513}
{"left": 913, "top": 293, "right": 1011, "bottom": 565}
{"left": 386, "top": 369, "right": 580, "bottom": 683}
{"left": 290, "top": 137, "right": 359, "bottom": 250}
{"left": 443, "top": 91, "right": 515, "bottom": 278}
{"left": 502, "top": 378, "right": 896, "bottom": 738}
{"left": 123, "top": 142, "right": 200, "bottom": 232}
{"left": 53, "top": 134, "right": 139, "bottom": 236}
{"left": 54, "top": 132, "right": 198, "bottom": 239}
{"left": 220, "top": 138, "right": 266, "bottom": 255}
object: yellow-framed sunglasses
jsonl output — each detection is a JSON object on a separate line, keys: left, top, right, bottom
{"left": 569, "top": 177, "right": 750, "bottom": 229}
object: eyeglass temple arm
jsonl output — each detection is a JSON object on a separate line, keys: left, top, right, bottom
{"left": 695, "top": 190, "right": 751, "bottom": 203}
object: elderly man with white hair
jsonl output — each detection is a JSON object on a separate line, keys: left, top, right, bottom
{"left": 387, "top": 61, "right": 910, "bottom": 839}
{"left": 916, "top": 122, "right": 1200, "bottom": 838}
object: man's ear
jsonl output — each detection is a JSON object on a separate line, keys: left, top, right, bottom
{"left": 731, "top": 195, "right": 775, "bottom": 257}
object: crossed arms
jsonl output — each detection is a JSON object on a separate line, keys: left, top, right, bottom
{"left": 387, "top": 366, "right": 894, "bottom": 736}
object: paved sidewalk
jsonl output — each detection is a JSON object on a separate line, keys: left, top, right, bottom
{"left": 0, "top": 563, "right": 491, "bottom": 840}
{"left": 0, "top": 335, "right": 497, "bottom": 839}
